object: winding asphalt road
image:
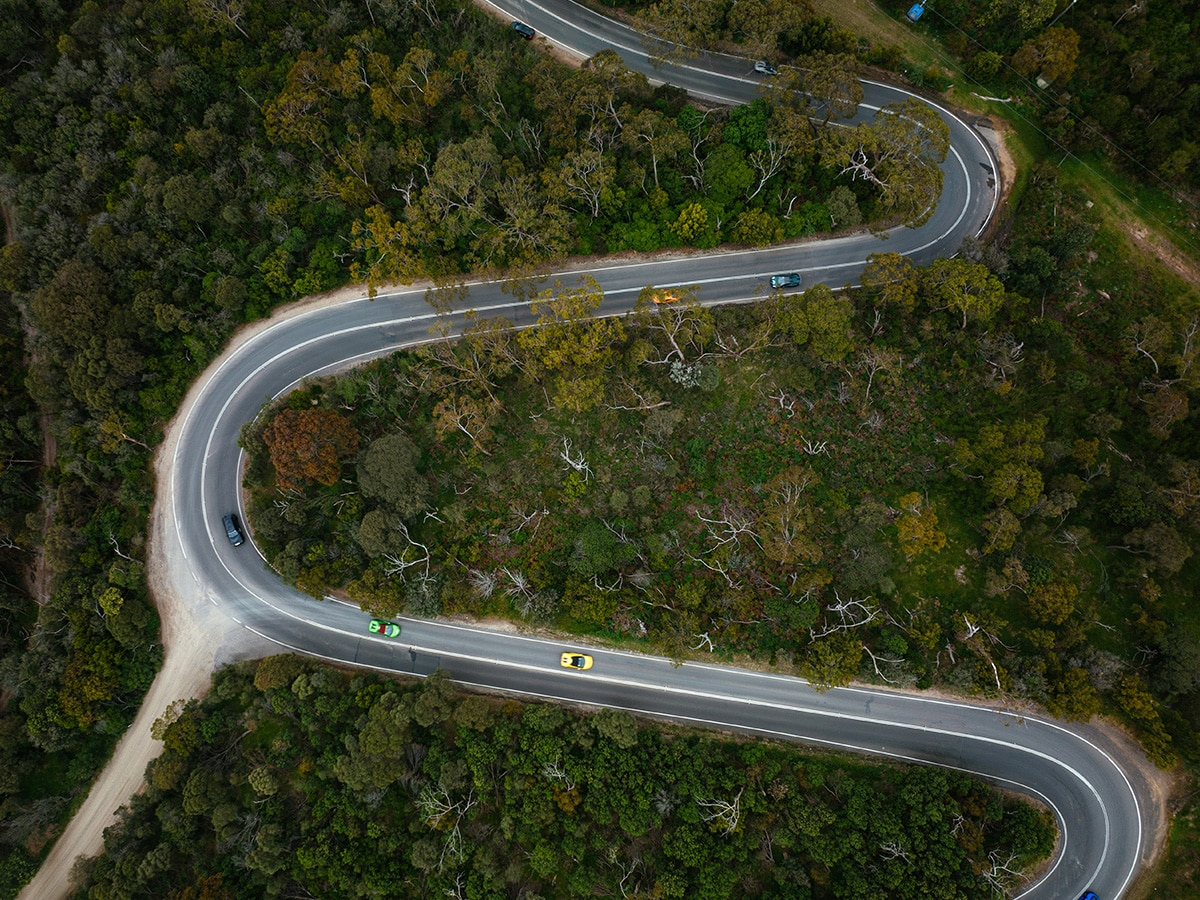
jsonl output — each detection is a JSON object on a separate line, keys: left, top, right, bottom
{"left": 157, "top": 4, "right": 1148, "bottom": 900}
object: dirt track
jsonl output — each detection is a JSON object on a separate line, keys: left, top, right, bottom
{"left": 15, "top": 330, "right": 284, "bottom": 899}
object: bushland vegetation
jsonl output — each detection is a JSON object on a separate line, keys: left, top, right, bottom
{"left": 921, "top": 0, "right": 1200, "bottom": 195}
{"left": 0, "top": 0, "right": 1195, "bottom": 891}
{"left": 0, "top": 295, "right": 44, "bottom": 891}
{"left": 246, "top": 160, "right": 1200, "bottom": 771}
{"left": 79, "top": 656, "right": 1054, "bottom": 898}
{"left": 606, "top": 0, "right": 1200, "bottom": 202}
{"left": 0, "top": 0, "right": 927, "bottom": 885}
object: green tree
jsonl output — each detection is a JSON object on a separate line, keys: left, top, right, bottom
{"left": 624, "top": 108, "right": 689, "bottom": 189}
{"left": 801, "top": 633, "right": 862, "bottom": 690}
{"left": 1156, "top": 626, "right": 1200, "bottom": 698}
{"left": 836, "top": 98, "right": 950, "bottom": 229}
{"left": 350, "top": 205, "right": 425, "bottom": 295}
{"left": 254, "top": 655, "right": 308, "bottom": 692}
{"left": 592, "top": 707, "right": 639, "bottom": 749}
{"left": 1143, "top": 384, "right": 1189, "bottom": 440}
{"left": 726, "top": 0, "right": 813, "bottom": 56}
{"left": 724, "top": 100, "right": 771, "bottom": 153}
{"left": 554, "top": 147, "right": 614, "bottom": 220}
{"left": 985, "top": 462, "right": 1044, "bottom": 515}
{"left": 516, "top": 277, "right": 626, "bottom": 412}
{"left": 248, "top": 766, "right": 278, "bottom": 797}
{"left": 895, "top": 492, "right": 946, "bottom": 559}
{"left": 798, "top": 52, "right": 863, "bottom": 124}
{"left": 731, "top": 208, "right": 783, "bottom": 245}
{"left": 966, "top": 50, "right": 1002, "bottom": 82}
{"left": 921, "top": 257, "right": 1005, "bottom": 329}
{"left": 335, "top": 690, "right": 412, "bottom": 792}
{"left": 760, "top": 465, "right": 823, "bottom": 566}
{"left": 569, "top": 520, "right": 637, "bottom": 579}
{"left": 1125, "top": 522, "right": 1193, "bottom": 575}
{"left": 1027, "top": 580, "right": 1076, "bottom": 626}
{"left": 981, "top": 507, "right": 1021, "bottom": 554}
{"left": 262, "top": 50, "right": 335, "bottom": 147}
{"left": 803, "top": 284, "right": 855, "bottom": 362}
{"left": 703, "top": 143, "right": 755, "bottom": 208}
{"left": 1012, "top": 27, "right": 1081, "bottom": 85}
{"left": 1046, "top": 667, "right": 1100, "bottom": 720}
{"left": 55, "top": 640, "right": 121, "bottom": 729}
{"left": 357, "top": 508, "right": 410, "bottom": 558}
{"left": 826, "top": 185, "right": 861, "bottom": 229}
{"left": 673, "top": 202, "right": 711, "bottom": 244}
{"left": 418, "top": 133, "right": 502, "bottom": 244}
{"left": 861, "top": 252, "right": 919, "bottom": 313}
{"left": 642, "top": 0, "right": 725, "bottom": 65}
{"left": 985, "top": 0, "right": 1057, "bottom": 32}
{"left": 357, "top": 431, "right": 429, "bottom": 520}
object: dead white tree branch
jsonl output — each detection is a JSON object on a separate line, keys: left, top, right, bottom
{"left": 560, "top": 436, "right": 593, "bottom": 481}
{"left": 511, "top": 505, "right": 549, "bottom": 535}
{"left": 108, "top": 532, "right": 133, "bottom": 561}
{"left": 467, "top": 568, "right": 496, "bottom": 600}
{"left": 801, "top": 436, "right": 828, "bottom": 456}
{"left": 862, "top": 644, "right": 904, "bottom": 684}
{"left": 810, "top": 593, "right": 879, "bottom": 640}
{"left": 879, "top": 840, "right": 910, "bottom": 862}
{"left": 695, "top": 788, "right": 743, "bottom": 835}
{"left": 685, "top": 551, "right": 739, "bottom": 588}
{"left": 980, "top": 849, "right": 1024, "bottom": 895}
{"left": 500, "top": 567, "right": 534, "bottom": 600}
{"left": 768, "top": 388, "right": 797, "bottom": 418}
{"left": 696, "top": 506, "right": 763, "bottom": 553}
{"left": 542, "top": 755, "right": 575, "bottom": 791}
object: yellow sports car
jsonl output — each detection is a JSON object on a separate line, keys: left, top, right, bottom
{"left": 560, "top": 652, "right": 594, "bottom": 670}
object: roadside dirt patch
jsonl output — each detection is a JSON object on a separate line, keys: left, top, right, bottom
{"left": 1124, "top": 224, "right": 1200, "bottom": 295}
{"left": 977, "top": 116, "right": 1018, "bottom": 226}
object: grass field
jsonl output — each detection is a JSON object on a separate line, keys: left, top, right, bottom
{"left": 1061, "top": 156, "right": 1200, "bottom": 294}
{"left": 808, "top": 0, "right": 960, "bottom": 76}
{"left": 814, "top": 0, "right": 1200, "bottom": 289}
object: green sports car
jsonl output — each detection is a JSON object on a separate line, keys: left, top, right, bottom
{"left": 369, "top": 619, "right": 401, "bottom": 638}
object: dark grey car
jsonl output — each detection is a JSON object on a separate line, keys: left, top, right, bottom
{"left": 223, "top": 513, "right": 244, "bottom": 547}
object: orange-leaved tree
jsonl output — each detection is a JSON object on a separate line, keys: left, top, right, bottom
{"left": 263, "top": 407, "right": 361, "bottom": 490}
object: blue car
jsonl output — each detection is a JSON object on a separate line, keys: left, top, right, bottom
{"left": 1078, "top": 893, "right": 1099, "bottom": 900}
{"left": 511, "top": 21, "right": 535, "bottom": 39}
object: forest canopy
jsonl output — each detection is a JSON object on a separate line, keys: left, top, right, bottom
{"left": 79, "top": 658, "right": 1056, "bottom": 899}
{"left": 245, "top": 165, "right": 1200, "bottom": 770}
{"left": 0, "top": 0, "right": 1198, "bottom": 893}
{"left": 0, "top": 0, "right": 909, "bottom": 886}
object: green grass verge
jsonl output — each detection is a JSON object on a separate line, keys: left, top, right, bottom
{"left": 1145, "top": 792, "right": 1200, "bottom": 897}
{"left": 1059, "top": 155, "right": 1200, "bottom": 286}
